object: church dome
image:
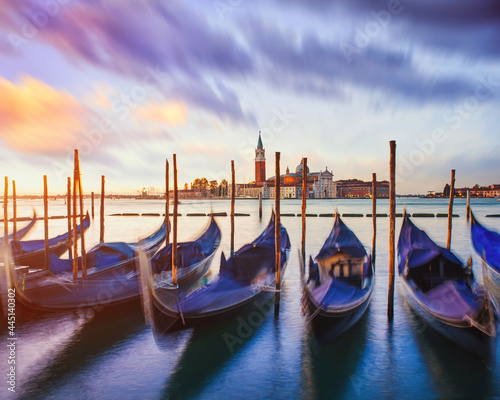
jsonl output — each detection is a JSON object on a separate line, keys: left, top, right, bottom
{"left": 295, "top": 160, "right": 310, "bottom": 174}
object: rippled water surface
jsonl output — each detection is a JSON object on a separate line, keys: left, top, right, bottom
{"left": 1, "top": 197, "right": 500, "bottom": 399}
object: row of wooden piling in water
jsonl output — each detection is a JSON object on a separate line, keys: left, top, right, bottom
{"left": 3, "top": 150, "right": 108, "bottom": 283}
{"left": 1, "top": 142, "right": 473, "bottom": 319}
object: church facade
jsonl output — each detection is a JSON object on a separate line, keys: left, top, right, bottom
{"left": 229, "top": 133, "right": 389, "bottom": 199}
{"left": 232, "top": 133, "right": 336, "bottom": 199}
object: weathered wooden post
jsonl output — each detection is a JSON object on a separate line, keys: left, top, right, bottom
{"left": 172, "top": 154, "right": 178, "bottom": 287}
{"left": 231, "top": 160, "right": 235, "bottom": 254}
{"left": 72, "top": 160, "right": 79, "bottom": 281}
{"left": 447, "top": 169, "right": 456, "bottom": 250}
{"left": 301, "top": 157, "right": 307, "bottom": 268}
{"left": 4, "top": 177, "right": 8, "bottom": 249}
{"left": 466, "top": 189, "right": 470, "bottom": 222}
{"left": 275, "top": 152, "right": 281, "bottom": 313}
{"left": 67, "top": 177, "right": 72, "bottom": 259}
{"left": 258, "top": 192, "right": 262, "bottom": 220}
{"left": 372, "top": 173, "right": 377, "bottom": 265}
{"left": 388, "top": 141, "right": 396, "bottom": 321}
{"left": 166, "top": 158, "right": 170, "bottom": 244}
{"left": 12, "top": 181, "right": 17, "bottom": 240}
{"left": 75, "top": 150, "right": 87, "bottom": 278}
{"left": 100, "top": 175, "right": 105, "bottom": 243}
{"left": 43, "top": 175, "right": 50, "bottom": 270}
{"left": 91, "top": 192, "right": 95, "bottom": 219}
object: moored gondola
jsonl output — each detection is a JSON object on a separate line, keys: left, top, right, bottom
{"left": 398, "top": 212, "right": 497, "bottom": 358}
{"left": 470, "top": 211, "right": 500, "bottom": 292}
{"left": 149, "top": 214, "right": 220, "bottom": 289}
{"left": 9, "top": 219, "right": 167, "bottom": 311}
{"left": 143, "top": 212, "right": 290, "bottom": 333}
{"left": 302, "top": 213, "right": 374, "bottom": 345}
{"left": 0, "top": 210, "right": 37, "bottom": 244}
{"left": 10, "top": 213, "right": 90, "bottom": 268}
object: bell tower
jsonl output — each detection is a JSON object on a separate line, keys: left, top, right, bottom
{"left": 255, "top": 131, "right": 266, "bottom": 184}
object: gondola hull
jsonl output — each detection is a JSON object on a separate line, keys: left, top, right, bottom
{"left": 11, "top": 220, "right": 167, "bottom": 311}
{"left": 398, "top": 213, "right": 497, "bottom": 358}
{"left": 151, "top": 260, "right": 287, "bottom": 333}
{"left": 12, "top": 215, "right": 90, "bottom": 269}
{"left": 302, "top": 214, "right": 374, "bottom": 345}
{"left": 15, "top": 242, "right": 162, "bottom": 311}
{"left": 400, "top": 277, "right": 496, "bottom": 359}
{"left": 303, "top": 284, "right": 373, "bottom": 345}
{"left": 0, "top": 212, "right": 37, "bottom": 243}
{"left": 147, "top": 213, "right": 291, "bottom": 334}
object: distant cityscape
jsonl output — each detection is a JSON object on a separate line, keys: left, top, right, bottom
{"left": 6, "top": 133, "right": 497, "bottom": 201}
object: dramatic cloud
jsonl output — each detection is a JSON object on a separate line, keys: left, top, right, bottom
{"left": 134, "top": 101, "right": 188, "bottom": 126}
{"left": 0, "top": 0, "right": 256, "bottom": 124}
{"left": 0, "top": 0, "right": 499, "bottom": 193}
{"left": 0, "top": 75, "right": 86, "bottom": 154}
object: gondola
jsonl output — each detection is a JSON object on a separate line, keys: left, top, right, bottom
{"left": 9, "top": 219, "right": 167, "bottom": 311}
{"left": 10, "top": 213, "right": 90, "bottom": 268}
{"left": 398, "top": 212, "right": 497, "bottom": 358}
{"left": 302, "top": 213, "right": 374, "bottom": 344}
{"left": 470, "top": 211, "right": 500, "bottom": 291}
{"left": 143, "top": 212, "right": 290, "bottom": 333}
{"left": 149, "top": 214, "right": 221, "bottom": 289}
{"left": 0, "top": 211, "right": 37, "bottom": 244}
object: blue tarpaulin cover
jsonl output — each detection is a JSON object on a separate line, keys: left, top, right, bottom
{"left": 173, "top": 212, "right": 291, "bottom": 315}
{"left": 48, "top": 242, "right": 135, "bottom": 273}
{"left": 471, "top": 212, "right": 500, "bottom": 273}
{"left": 151, "top": 216, "right": 221, "bottom": 274}
{"left": 307, "top": 214, "right": 372, "bottom": 309}
{"left": 48, "top": 219, "right": 166, "bottom": 274}
{"left": 10, "top": 216, "right": 90, "bottom": 255}
{"left": 397, "top": 213, "right": 462, "bottom": 274}
{"left": 316, "top": 214, "right": 367, "bottom": 260}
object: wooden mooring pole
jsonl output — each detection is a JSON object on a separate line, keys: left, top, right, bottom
{"left": 466, "top": 189, "right": 470, "bottom": 222}
{"left": 76, "top": 150, "right": 87, "bottom": 279}
{"left": 372, "top": 173, "right": 377, "bottom": 265}
{"left": 72, "top": 161, "right": 79, "bottom": 281}
{"left": 67, "top": 177, "right": 72, "bottom": 259}
{"left": 43, "top": 175, "right": 50, "bottom": 270}
{"left": 447, "top": 169, "right": 456, "bottom": 250}
{"left": 301, "top": 158, "right": 307, "bottom": 269}
{"left": 258, "top": 192, "right": 262, "bottom": 220}
{"left": 172, "top": 154, "right": 178, "bottom": 287}
{"left": 4, "top": 177, "right": 8, "bottom": 249}
{"left": 91, "top": 192, "right": 95, "bottom": 219}
{"left": 100, "top": 175, "right": 105, "bottom": 243}
{"left": 230, "top": 160, "right": 235, "bottom": 254}
{"left": 165, "top": 159, "right": 170, "bottom": 244}
{"left": 388, "top": 141, "right": 396, "bottom": 321}
{"left": 12, "top": 181, "right": 17, "bottom": 240}
{"left": 275, "top": 152, "right": 281, "bottom": 314}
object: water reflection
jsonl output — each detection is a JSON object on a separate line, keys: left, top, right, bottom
{"left": 403, "top": 301, "right": 497, "bottom": 398}
{"left": 302, "top": 310, "right": 370, "bottom": 400}
{"left": 161, "top": 293, "right": 277, "bottom": 400}
{"left": 17, "top": 302, "right": 145, "bottom": 399}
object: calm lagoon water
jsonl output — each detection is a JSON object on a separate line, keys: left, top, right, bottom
{"left": 1, "top": 197, "right": 500, "bottom": 399}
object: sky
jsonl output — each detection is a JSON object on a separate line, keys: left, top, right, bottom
{"left": 0, "top": 0, "right": 499, "bottom": 195}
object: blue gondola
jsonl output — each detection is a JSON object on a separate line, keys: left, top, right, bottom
{"left": 470, "top": 211, "right": 500, "bottom": 291}
{"left": 10, "top": 219, "right": 167, "bottom": 311}
{"left": 149, "top": 214, "right": 221, "bottom": 288}
{"left": 10, "top": 213, "right": 90, "bottom": 268}
{"left": 302, "top": 213, "right": 374, "bottom": 344}
{"left": 398, "top": 212, "right": 497, "bottom": 358}
{"left": 145, "top": 212, "right": 290, "bottom": 333}
{"left": 0, "top": 211, "right": 37, "bottom": 244}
